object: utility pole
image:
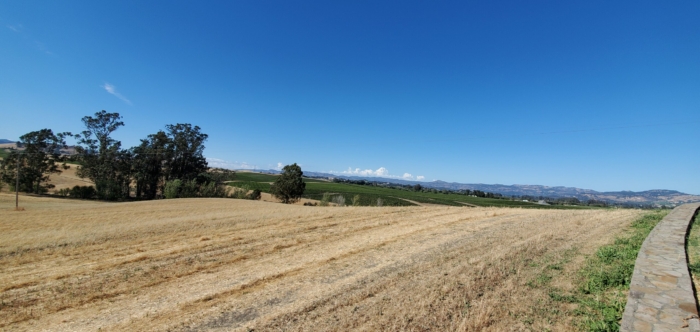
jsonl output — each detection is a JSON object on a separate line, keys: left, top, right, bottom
{"left": 15, "top": 152, "right": 20, "bottom": 209}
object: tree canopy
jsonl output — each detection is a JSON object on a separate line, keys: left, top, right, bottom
{"left": 270, "top": 163, "right": 306, "bottom": 204}
{"left": 74, "top": 111, "right": 130, "bottom": 200}
{"left": 1, "top": 110, "right": 232, "bottom": 201}
{"left": 0, "top": 129, "right": 70, "bottom": 194}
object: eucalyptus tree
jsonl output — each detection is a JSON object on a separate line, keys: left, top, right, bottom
{"left": 74, "top": 110, "right": 131, "bottom": 200}
{"left": 163, "top": 123, "right": 209, "bottom": 183}
{"left": 0, "top": 129, "right": 70, "bottom": 194}
{"left": 132, "top": 131, "right": 169, "bottom": 199}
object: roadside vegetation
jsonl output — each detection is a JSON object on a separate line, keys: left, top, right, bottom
{"left": 687, "top": 210, "right": 700, "bottom": 297}
{"left": 520, "top": 210, "right": 667, "bottom": 331}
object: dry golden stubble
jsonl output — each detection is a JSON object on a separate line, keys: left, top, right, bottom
{"left": 0, "top": 193, "right": 641, "bottom": 331}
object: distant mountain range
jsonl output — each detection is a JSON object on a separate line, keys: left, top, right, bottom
{"left": 249, "top": 169, "right": 700, "bottom": 206}
{"left": 1, "top": 142, "right": 695, "bottom": 206}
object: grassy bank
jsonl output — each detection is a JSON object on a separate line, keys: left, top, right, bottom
{"left": 521, "top": 210, "right": 667, "bottom": 331}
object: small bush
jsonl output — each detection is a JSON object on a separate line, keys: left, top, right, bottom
{"left": 164, "top": 179, "right": 182, "bottom": 199}
{"left": 247, "top": 189, "right": 262, "bottom": 200}
{"left": 303, "top": 202, "right": 317, "bottom": 206}
{"left": 229, "top": 185, "right": 250, "bottom": 199}
{"left": 199, "top": 182, "right": 217, "bottom": 197}
{"left": 352, "top": 194, "right": 361, "bottom": 206}
{"left": 319, "top": 193, "right": 331, "bottom": 206}
{"left": 376, "top": 197, "right": 383, "bottom": 207}
{"left": 332, "top": 195, "right": 346, "bottom": 207}
{"left": 179, "top": 179, "right": 199, "bottom": 198}
{"left": 57, "top": 188, "right": 70, "bottom": 197}
{"left": 69, "top": 185, "right": 96, "bottom": 199}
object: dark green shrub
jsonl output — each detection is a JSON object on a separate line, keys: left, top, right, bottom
{"left": 69, "top": 185, "right": 96, "bottom": 199}
{"left": 247, "top": 189, "right": 261, "bottom": 200}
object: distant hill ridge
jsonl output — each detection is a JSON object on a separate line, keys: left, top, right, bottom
{"left": 0, "top": 139, "right": 15, "bottom": 144}
{"left": 244, "top": 169, "right": 700, "bottom": 205}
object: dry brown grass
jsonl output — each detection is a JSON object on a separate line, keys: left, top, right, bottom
{"left": 45, "top": 163, "right": 93, "bottom": 193}
{"left": 0, "top": 193, "right": 642, "bottom": 331}
{"left": 0, "top": 163, "right": 92, "bottom": 195}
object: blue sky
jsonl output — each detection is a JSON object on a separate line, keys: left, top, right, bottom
{"left": 1, "top": 1, "right": 698, "bottom": 194}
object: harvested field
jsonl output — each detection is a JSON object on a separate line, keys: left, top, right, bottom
{"left": 0, "top": 193, "right": 643, "bottom": 331}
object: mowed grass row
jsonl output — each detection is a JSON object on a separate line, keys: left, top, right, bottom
{"left": 229, "top": 172, "right": 595, "bottom": 209}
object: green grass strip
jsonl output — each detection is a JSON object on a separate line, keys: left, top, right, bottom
{"left": 574, "top": 210, "right": 668, "bottom": 331}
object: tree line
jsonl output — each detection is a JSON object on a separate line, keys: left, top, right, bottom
{"left": 330, "top": 178, "right": 507, "bottom": 198}
{"left": 0, "top": 110, "right": 234, "bottom": 200}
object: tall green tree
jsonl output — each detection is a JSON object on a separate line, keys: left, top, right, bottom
{"left": 270, "top": 163, "right": 306, "bottom": 204}
{"left": 163, "top": 123, "right": 209, "bottom": 182}
{"left": 133, "top": 124, "right": 212, "bottom": 199}
{"left": 0, "top": 129, "right": 70, "bottom": 194}
{"left": 132, "top": 131, "right": 169, "bottom": 199}
{"left": 74, "top": 110, "right": 131, "bottom": 200}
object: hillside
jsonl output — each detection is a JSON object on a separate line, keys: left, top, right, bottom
{"left": 422, "top": 181, "right": 700, "bottom": 206}
{"left": 266, "top": 171, "right": 700, "bottom": 206}
{"left": 229, "top": 172, "right": 592, "bottom": 209}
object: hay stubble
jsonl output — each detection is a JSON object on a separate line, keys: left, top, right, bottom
{"left": 0, "top": 194, "right": 642, "bottom": 331}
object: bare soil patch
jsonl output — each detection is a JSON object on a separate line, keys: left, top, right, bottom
{"left": 0, "top": 194, "right": 642, "bottom": 331}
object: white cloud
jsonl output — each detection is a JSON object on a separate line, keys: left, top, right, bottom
{"left": 276, "top": 162, "right": 284, "bottom": 170}
{"left": 102, "top": 83, "right": 132, "bottom": 105}
{"left": 7, "top": 24, "right": 22, "bottom": 32}
{"left": 330, "top": 167, "right": 425, "bottom": 181}
{"left": 338, "top": 167, "right": 390, "bottom": 177}
{"left": 207, "top": 158, "right": 258, "bottom": 170}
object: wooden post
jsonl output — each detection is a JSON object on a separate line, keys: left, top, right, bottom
{"left": 15, "top": 153, "right": 20, "bottom": 209}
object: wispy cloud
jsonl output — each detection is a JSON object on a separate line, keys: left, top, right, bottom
{"left": 207, "top": 158, "right": 259, "bottom": 170}
{"left": 330, "top": 167, "right": 425, "bottom": 181}
{"left": 102, "top": 83, "right": 132, "bottom": 105}
{"left": 35, "top": 41, "right": 53, "bottom": 55}
{"left": 7, "top": 24, "right": 54, "bottom": 55}
{"left": 7, "top": 24, "right": 22, "bottom": 32}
